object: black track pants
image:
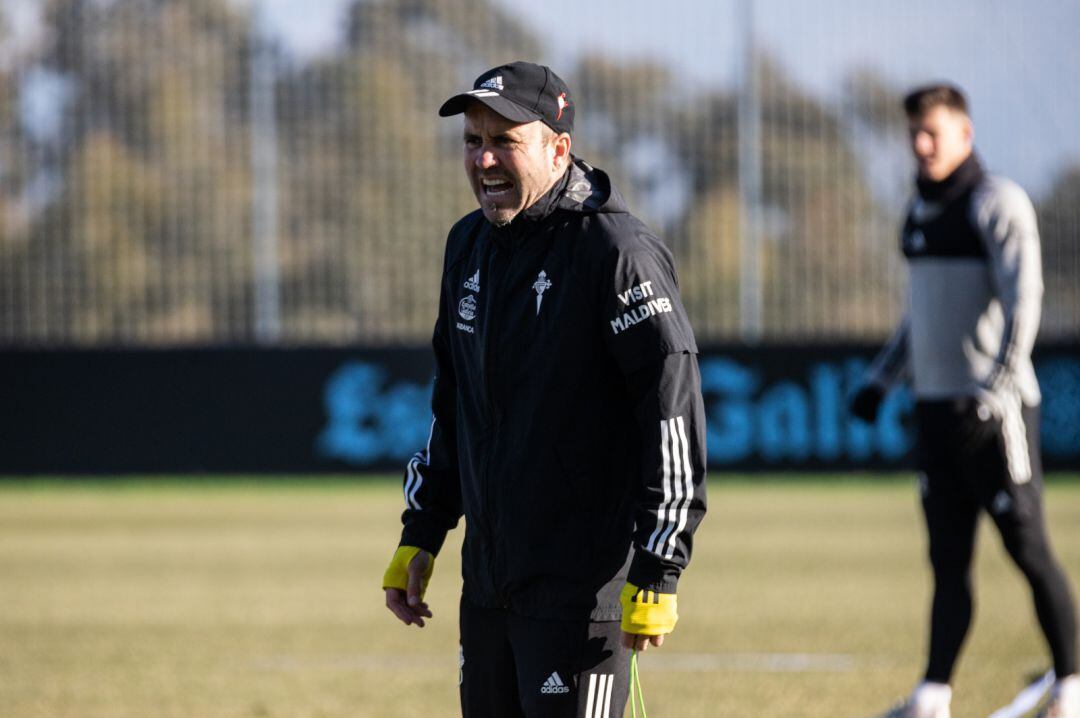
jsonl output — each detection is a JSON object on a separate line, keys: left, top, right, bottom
{"left": 916, "top": 399, "right": 1078, "bottom": 684}
{"left": 458, "top": 596, "right": 632, "bottom": 718}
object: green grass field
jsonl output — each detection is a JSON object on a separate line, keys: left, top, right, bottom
{"left": 2, "top": 475, "right": 1079, "bottom": 717}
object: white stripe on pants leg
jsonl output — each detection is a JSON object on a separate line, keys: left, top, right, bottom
{"left": 1000, "top": 392, "right": 1032, "bottom": 484}
{"left": 584, "top": 673, "right": 597, "bottom": 717}
{"left": 601, "top": 673, "right": 614, "bottom": 718}
{"left": 593, "top": 674, "right": 608, "bottom": 718}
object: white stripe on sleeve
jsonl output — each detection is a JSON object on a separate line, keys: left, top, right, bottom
{"left": 654, "top": 418, "right": 685, "bottom": 555}
{"left": 646, "top": 419, "right": 674, "bottom": 552}
{"left": 406, "top": 455, "right": 421, "bottom": 507}
{"left": 404, "top": 416, "right": 437, "bottom": 510}
{"left": 664, "top": 415, "right": 695, "bottom": 560}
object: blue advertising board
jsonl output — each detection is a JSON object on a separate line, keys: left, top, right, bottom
{"left": 3, "top": 346, "right": 1077, "bottom": 474}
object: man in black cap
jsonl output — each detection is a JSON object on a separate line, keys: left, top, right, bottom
{"left": 381, "top": 61, "right": 707, "bottom": 717}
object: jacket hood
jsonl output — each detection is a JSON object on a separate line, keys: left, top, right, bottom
{"left": 517, "top": 157, "right": 628, "bottom": 226}
{"left": 556, "top": 157, "right": 628, "bottom": 215}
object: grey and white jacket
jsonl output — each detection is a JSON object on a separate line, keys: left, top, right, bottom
{"left": 865, "top": 153, "right": 1043, "bottom": 409}
{"left": 864, "top": 153, "right": 1043, "bottom": 482}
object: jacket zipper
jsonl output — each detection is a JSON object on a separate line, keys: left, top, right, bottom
{"left": 480, "top": 238, "right": 516, "bottom": 607}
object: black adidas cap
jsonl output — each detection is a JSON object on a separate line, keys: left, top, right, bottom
{"left": 439, "top": 61, "right": 574, "bottom": 136}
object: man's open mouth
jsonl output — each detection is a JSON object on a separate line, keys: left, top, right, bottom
{"left": 481, "top": 178, "right": 514, "bottom": 197}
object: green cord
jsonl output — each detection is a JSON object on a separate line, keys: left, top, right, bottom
{"left": 629, "top": 649, "right": 648, "bottom": 718}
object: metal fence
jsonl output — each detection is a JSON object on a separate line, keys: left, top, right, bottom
{"left": 1, "top": 0, "right": 1078, "bottom": 347}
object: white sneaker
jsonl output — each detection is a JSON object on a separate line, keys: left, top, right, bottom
{"left": 1037, "top": 695, "right": 1080, "bottom": 718}
{"left": 1038, "top": 676, "right": 1080, "bottom": 718}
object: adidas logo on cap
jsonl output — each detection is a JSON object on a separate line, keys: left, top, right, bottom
{"left": 439, "top": 62, "right": 575, "bottom": 136}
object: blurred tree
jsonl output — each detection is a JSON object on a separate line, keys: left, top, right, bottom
{"left": 1, "top": 5, "right": 47, "bottom": 338}
{"left": 17, "top": 0, "right": 253, "bottom": 343}
{"left": 572, "top": 54, "right": 687, "bottom": 231}
{"left": 276, "top": 50, "right": 470, "bottom": 341}
{"left": 345, "top": 0, "right": 541, "bottom": 68}
{"left": 843, "top": 67, "right": 908, "bottom": 134}
{"left": 1037, "top": 166, "right": 1080, "bottom": 337}
{"left": 3, "top": 1, "right": 1069, "bottom": 347}
{"left": 575, "top": 54, "right": 675, "bottom": 139}
{"left": 10, "top": 0, "right": 553, "bottom": 345}
{"left": 0, "top": 4, "right": 33, "bottom": 236}
{"left": 576, "top": 52, "right": 898, "bottom": 339}
{"left": 753, "top": 57, "right": 901, "bottom": 337}
{"left": 0, "top": 16, "right": 21, "bottom": 240}
{"left": 267, "top": 0, "right": 544, "bottom": 342}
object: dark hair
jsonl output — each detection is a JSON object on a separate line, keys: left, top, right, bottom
{"left": 903, "top": 84, "right": 969, "bottom": 118}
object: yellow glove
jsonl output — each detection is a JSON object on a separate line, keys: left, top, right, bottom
{"left": 381, "top": 546, "right": 434, "bottom": 600}
{"left": 620, "top": 582, "right": 678, "bottom": 635}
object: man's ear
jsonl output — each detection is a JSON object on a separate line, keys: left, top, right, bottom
{"left": 552, "top": 132, "right": 572, "bottom": 169}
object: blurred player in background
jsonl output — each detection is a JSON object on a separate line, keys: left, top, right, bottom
{"left": 380, "top": 61, "right": 707, "bottom": 717}
{"left": 852, "top": 84, "right": 1078, "bottom": 718}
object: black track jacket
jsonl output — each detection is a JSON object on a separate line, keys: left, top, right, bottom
{"left": 398, "top": 158, "right": 707, "bottom": 621}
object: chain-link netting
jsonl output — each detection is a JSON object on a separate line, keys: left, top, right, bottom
{"left": 1, "top": 0, "right": 1077, "bottom": 346}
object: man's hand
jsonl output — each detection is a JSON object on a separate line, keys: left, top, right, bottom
{"left": 619, "top": 583, "right": 677, "bottom": 652}
{"left": 849, "top": 383, "right": 885, "bottom": 423}
{"left": 382, "top": 546, "right": 434, "bottom": 627}
{"left": 956, "top": 396, "right": 999, "bottom": 453}
{"left": 621, "top": 632, "right": 665, "bottom": 651}
{"left": 960, "top": 378, "right": 1013, "bottom": 452}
